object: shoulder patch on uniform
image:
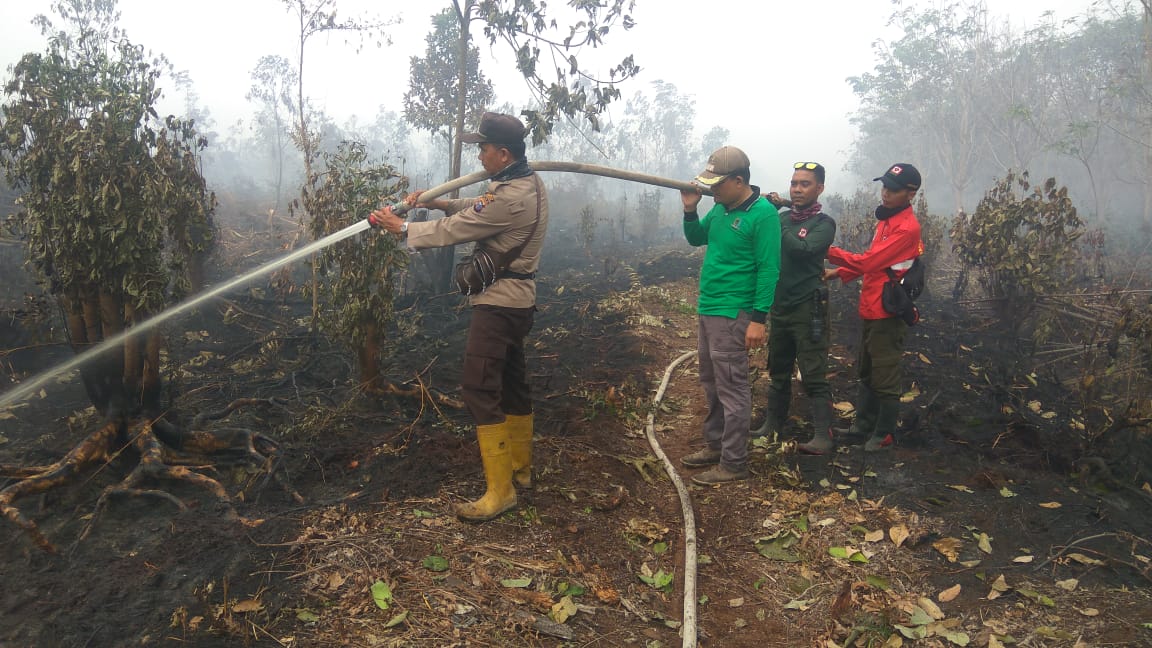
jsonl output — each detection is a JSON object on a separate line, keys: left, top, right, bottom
{"left": 473, "top": 192, "right": 497, "bottom": 213}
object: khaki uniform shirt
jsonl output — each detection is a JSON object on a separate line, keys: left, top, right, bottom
{"left": 405, "top": 173, "right": 548, "bottom": 309}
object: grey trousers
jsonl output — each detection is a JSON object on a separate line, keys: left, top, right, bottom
{"left": 697, "top": 313, "right": 751, "bottom": 471}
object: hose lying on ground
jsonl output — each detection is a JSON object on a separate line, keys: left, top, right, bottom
{"left": 644, "top": 350, "right": 701, "bottom": 648}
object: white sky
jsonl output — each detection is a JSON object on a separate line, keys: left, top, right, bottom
{"left": 0, "top": 0, "right": 1102, "bottom": 195}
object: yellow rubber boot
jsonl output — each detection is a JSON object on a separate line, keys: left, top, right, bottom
{"left": 455, "top": 423, "right": 517, "bottom": 523}
{"left": 506, "top": 413, "right": 534, "bottom": 489}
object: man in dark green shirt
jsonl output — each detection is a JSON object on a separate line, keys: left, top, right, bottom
{"left": 753, "top": 162, "right": 838, "bottom": 454}
{"left": 679, "top": 146, "right": 781, "bottom": 484}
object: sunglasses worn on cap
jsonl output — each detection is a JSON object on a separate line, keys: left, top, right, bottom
{"left": 794, "top": 162, "right": 820, "bottom": 170}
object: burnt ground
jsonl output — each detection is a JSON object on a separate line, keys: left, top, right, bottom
{"left": 1, "top": 238, "right": 1152, "bottom": 648}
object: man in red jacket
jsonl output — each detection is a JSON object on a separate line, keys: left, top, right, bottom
{"left": 823, "top": 163, "right": 923, "bottom": 452}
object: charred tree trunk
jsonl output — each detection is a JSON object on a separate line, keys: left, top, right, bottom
{"left": 98, "top": 288, "right": 127, "bottom": 416}
{"left": 123, "top": 302, "right": 142, "bottom": 406}
{"left": 142, "top": 332, "right": 162, "bottom": 413}
{"left": 358, "top": 319, "right": 381, "bottom": 389}
{"left": 78, "top": 286, "right": 119, "bottom": 416}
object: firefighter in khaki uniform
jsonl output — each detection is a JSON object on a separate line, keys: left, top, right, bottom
{"left": 370, "top": 112, "right": 548, "bottom": 522}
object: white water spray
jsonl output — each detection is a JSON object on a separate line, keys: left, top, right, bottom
{"left": 0, "top": 163, "right": 709, "bottom": 409}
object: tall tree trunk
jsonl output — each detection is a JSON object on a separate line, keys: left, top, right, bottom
{"left": 81, "top": 286, "right": 102, "bottom": 348}
{"left": 98, "top": 288, "right": 127, "bottom": 416}
{"left": 58, "top": 290, "right": 88, "bottom": 348}
{"left": 60, "top": 290, "right": 104, "bottom": 412}
{"left": 439, "top": 0, "right": 476, "bottom": 294}
{"left": 1142, "top": 1, "right": 1152, "bottom": 229}
{"left": 142, "top": 331, "right": 162, "bottom": 413}
{"left": 296, "top": 6, "right": 320, "bottom": 329}
{"left": 123, "top": 303, "right": 143, "bottom": 406}
{"left": 358, "top": 319, "right": 380, "bottom": 389}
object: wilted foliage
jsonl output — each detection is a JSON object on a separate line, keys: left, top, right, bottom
{"left": 305, "top": 141, "right": 407, "bottom": 386}
{"left": 913, "top": 192, "right": 946, "bottom": 268}
{"left": 0, "top": 0, "right": 215, "bottom": 413}
{"left": 827, "top": 187, "right": 877, "bottom": 253}
{"left": 951, "top": 172, "right": 1083, "bottom": 336}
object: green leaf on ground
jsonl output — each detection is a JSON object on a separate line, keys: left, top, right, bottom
{"left": 383, "top": 610, "right": 408, "bottom": 629}
{"left": 1017, "top": 588, "right": 1055, "bottom": 607}
{"left": 371, "top": 581, "right": 393, "bottom": 610}
{"left": 422, "top": 555, "right": 449, "bottom": 572}
{"left": 557, "top": 582, "right": 586, "bottom": 597}
{"left": 755, "top": 533, "right": 801, "bottom": 562}
{"left": 638, "top": 563, "right": 675, "bottom": 591}
{"left": 296, "top": 608, "right": 320, "bottom": 622}
{"left": 501, "top": 577, "right": 532, "bottom": 588}
{"left": 829, "top": 546, "right": 869, "bottom": 563}
{"left": 895, "top": 624, "right": 929, "bottom": 639}
{"left": 908, "top": 605, "right": 934, "bottom": 626}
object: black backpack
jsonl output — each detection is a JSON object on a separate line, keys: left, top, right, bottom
{"left": 882, "top": 258, "right": 925, "bottom": 325}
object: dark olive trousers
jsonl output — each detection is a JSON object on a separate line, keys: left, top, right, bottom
{"left": 858, "top": 316, "right": 907, "bottom": 400}
{"left": 767, "top": 293, "right": 831, "bottom": 402}
{"left": 463, "top": 305, "right": 535, "bottom": 425}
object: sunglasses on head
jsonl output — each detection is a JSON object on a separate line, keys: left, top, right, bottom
{"left": 794, "top": 162, "right": 821, "bottom": 170}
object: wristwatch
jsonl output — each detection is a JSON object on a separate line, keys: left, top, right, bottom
{"left": 399, "top": 222, "right": 408, "bottom": 235}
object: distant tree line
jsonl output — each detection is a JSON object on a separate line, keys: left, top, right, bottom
{"left": 848, "top": 0, "right": 1151, "bottom": 229}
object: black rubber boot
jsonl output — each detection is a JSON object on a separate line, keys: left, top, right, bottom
{"left": 842, "top": 384, "right": 878, "bottom": 441}
{"left": 798, "top": 399, "right": 836, "bottom": 455}
{"left": 865, "top": 399, "right": 899, "bottom": 452}
{"left": 751, "top": 388, "right": 790, "bottom": 439}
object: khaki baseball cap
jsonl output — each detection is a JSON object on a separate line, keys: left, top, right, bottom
{"left": 695, "top": 146, "right": 750, "bottom": 186}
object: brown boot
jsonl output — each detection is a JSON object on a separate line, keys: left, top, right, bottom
{"left": 691, "top": 464, "right": 749, "bottom": 485}
{"left": 506, "top": 413, "right": 534, "bottom": 489}
{"left": 681, "top": 447, "right": 722, "bottom": 468}
{"left": 455, "top": 423, "right": 517, "bottom": 523}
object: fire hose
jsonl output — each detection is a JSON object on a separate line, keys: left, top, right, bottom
{"left": 383, "top": 161, "right": 711, "bottom": 217}
{"left": 1, "top": 161, "right": 713, "bottom": 645}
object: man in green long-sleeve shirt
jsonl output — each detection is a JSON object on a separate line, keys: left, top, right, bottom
{"left": 753, "top": 162, "right": 838, "bottom": 454}
{"left": 679, "top": 146, "right": 781, "bottom": 485}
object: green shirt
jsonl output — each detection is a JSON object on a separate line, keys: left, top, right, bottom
{"left": 683, "top": 190, "right": 780, "bottom": 321}
{"left": 775, "top": 210, "right": 836, "bottom": 311}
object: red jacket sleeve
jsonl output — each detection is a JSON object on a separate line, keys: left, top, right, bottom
{"left": 828, "top": 216, "right": 921, "bottom": 281}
